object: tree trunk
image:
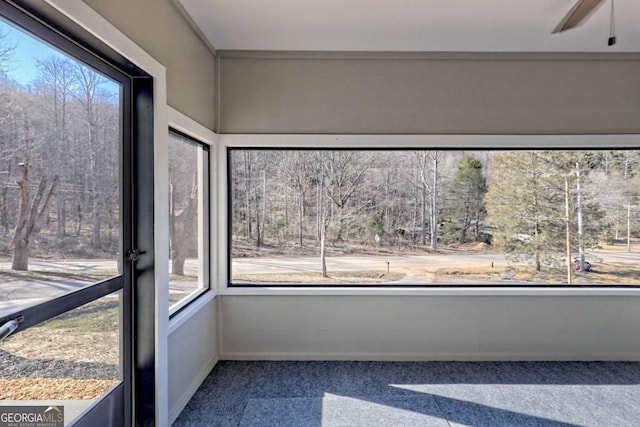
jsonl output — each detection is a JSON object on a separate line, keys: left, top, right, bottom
{"left": 0, "top": 186, "right": 8, "bottom": 234}
{"left": 316, "top": 180, "right": 321, "bottom": 241}
{"left": 56, "top": 195, "right": 65, "bottom": 238}
{"left": 260, "top": 168, "right": 267, "bottom": 244}
{"left": 172, "top": 253, "right": 186, "bottom": 277}
{"left": 92, "top": 196, "right": 101, "bottom": 249}
{"left": 169, "top": 175, "right": 198, "bottom": 276}
{"left": 459, "top": 200, "right": 470, "bottom": 243}
{"left": 255, "top": 180, "right": 261, "bottom": 247}
{"left": 12, "top": 163, "right": 32, "bottom": 271}
{"left": 320, "top": 218, "right": 327, "bottom": 278}
{"left": 430, "top": 152, "right": 439, "bottom": 250}
{"left": 11, "top": 163, "right": 59, "bottom": 271}
{"left": 12, "top": 238, "right": 29, "bottom": 271}
{"left": 420, "top": 180, "right": 426, "bottom": 245}
{"left": 298, "top": 186, "right": 304, "bottom": 246}
{"left": 75, "top": 203, "right": 82, "bottom": 237}
{"left": 319, "top": 156, "right": 328, "bottom": 277}
{"left": 243, "top": 151, "right": 252, "bottom": 241}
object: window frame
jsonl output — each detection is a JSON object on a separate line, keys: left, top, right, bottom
{"left": 167, "top": 108, "right": 216, "bottom": 321}
{"left": 219, "top": 133, "right": 640, "bottom": 296}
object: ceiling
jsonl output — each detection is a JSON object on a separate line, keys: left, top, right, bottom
{"left": 177, "top": 0, "right": 640, "bottom": 52}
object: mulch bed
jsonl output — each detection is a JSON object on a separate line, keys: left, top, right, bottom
{"left": 1, "top": 300, "right": 119, "bottom": 400}
{"left": 1, "top": 378, "right": 118, "bottom": 400}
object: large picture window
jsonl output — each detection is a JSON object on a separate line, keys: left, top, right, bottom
{"left": 228, "top": 148, "right": 640, "bottom": 287}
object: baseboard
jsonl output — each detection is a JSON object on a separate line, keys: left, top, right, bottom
{"left": 169, "top": 355, "right": 219, "bottom": 425}
{"left": 220, "top": 352, "right": 640, "bottom": 362}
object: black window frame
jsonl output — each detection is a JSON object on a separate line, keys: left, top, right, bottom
{"left": 226, "top": 146, "right": 640, "bottom": 290}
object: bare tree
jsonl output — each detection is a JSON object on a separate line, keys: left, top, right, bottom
{"left": 281, "top": 151, "right": 310, "bottom": 246}
{"left": 242, "top": 150, "right": 253, "bottom": 241}
{"left": 0, "top": 27, "right": 17, "bottom": 75}
{"left": 169, "top": 174, "right": 198, "bottom": 276}
{"left": 319, "top": 152, "right": 328, "bottom": 277}
{"left": 73, "top": 64, "right": 112, "bottom": 250}
{"left": 37, "top": 56, "right": 74, "bottom": 238}
{"left": 322, "top": 151, "right": 377, "bottom": 242}
{"left": 12, "top": 163, "right": 59, "bottom": 270}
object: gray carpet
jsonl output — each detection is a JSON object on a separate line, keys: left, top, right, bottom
{"left": 172, "top": 361, "right": 640, "bottom": 426}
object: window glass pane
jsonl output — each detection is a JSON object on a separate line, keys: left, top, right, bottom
{"left": 0, "top": 18, "right": 121, "bottom": 314}
{"left": 229, "top": 149, "right": 640, "bottom": 286}
{"left": 0, "top": 292, "right": 121, "bottom": 426}
{"left": 168, "top": 131, "right": 209, "bottom": 314}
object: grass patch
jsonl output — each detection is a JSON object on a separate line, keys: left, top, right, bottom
{"left": 436, "top": 262, "right": 640, "bottom": 285}
{"left": 0, "top": 269, "right": 117, "bottom": 283}
{"left": 44, "top": 299, "right": 119, "bottom": 335}
{"left": 233, "top": 270, "right": 405, "bottom": 284}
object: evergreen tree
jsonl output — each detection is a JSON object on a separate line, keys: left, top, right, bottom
{"left": 448, "top": 155, "right": 487, "bottom": 243}
{"left": 485, "top": 151, "right": 567, "bottom": 272}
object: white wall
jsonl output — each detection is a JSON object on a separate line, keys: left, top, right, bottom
{"left": 220, "top": 295, "right": 640, "bottom": 361}
{"left": 166, "top": 107, "right": 219, "bottom": 424}
{"left": 168, "top": 294, "right": 218, "bottom": 424}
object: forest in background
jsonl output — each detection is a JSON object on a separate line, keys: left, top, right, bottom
{"left": 3, "top": 24, "right": 640, "bottom": 276}
{"left": 230, "top": 149, "right": 640, "bottom": 271}
{"left": 0, "top": 25, "right": 201, "bottom": 277}
{"left": 0, "top": 25, "right": 121, "bottom": 267}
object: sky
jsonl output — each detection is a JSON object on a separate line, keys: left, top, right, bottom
{"left": 0, "top": 17, "right": 118, "bottom": 93}
{"left": 1, "top": 18, "right": 67, "bottom": 85}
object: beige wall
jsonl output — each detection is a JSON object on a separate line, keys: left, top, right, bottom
{"left": 220, "top": 295, "right": 640, "bottom": 361}
{"left": 83, "top": 0, "right": 216, "bottom": 131}
{"left": 218, "top": 52, "right": 640, "bottom": 134}
{"left": 217, "top": 52, "right": 640, "bottom": 362}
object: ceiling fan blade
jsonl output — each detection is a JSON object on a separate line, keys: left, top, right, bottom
{"left": 552, "top": 0, "right": 606, "bottom": 33}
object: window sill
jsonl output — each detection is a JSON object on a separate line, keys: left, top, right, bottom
{"left": 168, "top": 291, "right": 216, "bottom": 334}
{"left": 221, "top": 285, "right": 640, "bottom": 297}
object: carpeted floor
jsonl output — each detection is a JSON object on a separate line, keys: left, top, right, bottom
{"left": 172, "top": 361, "right": 640, "bottom": 426}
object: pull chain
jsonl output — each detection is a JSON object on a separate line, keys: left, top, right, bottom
{"left": 608, "top": 0, "right": 616, "bottom": 46}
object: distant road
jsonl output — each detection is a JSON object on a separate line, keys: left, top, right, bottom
{"left": 0, "top": 259, "right": 199, "bottom": 315}
{"left": 232, "top": 253, "right": 508, "bottom": 275}
{"left": 2, "top": 251, "right": 638, "bottom": 312}
{"left": 231, "top": 251, "right": 640, "bottom": 281}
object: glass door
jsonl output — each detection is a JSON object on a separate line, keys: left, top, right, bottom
{"left": 0, "top": 3, "right": 154, "bottom": 425}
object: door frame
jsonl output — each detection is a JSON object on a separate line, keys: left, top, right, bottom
{"left": 0, "top": 2, "right": 157, "bottom": 425}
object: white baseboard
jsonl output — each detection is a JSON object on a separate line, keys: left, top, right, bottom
{"left": 220, "top": 352, "right": 640, "bottom": 362}
{"left": 169, "top": 356, "right": 219, "bottom": 425}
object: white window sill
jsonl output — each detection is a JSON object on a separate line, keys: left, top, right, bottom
{"left": 220, "top": 286, "right": 640, "bottom": 297}
{"left": 168, "top": 291, "right": 216, "bottom": 333}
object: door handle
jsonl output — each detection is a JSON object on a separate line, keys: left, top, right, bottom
{"left": 0, "top": 315, "right": 23, "bottom": 341}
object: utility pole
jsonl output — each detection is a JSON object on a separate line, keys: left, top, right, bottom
{"left": 565, "top": 177, "right": 573, "bottom": 284}
{"left": 576, "top": 163, "right": 585, "bottom": 271}
{"left": 430, "top": 151, "right": 439, "bottom": 250}
{"left": 627, "top": 202, "right": 633, "bottom": 253}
